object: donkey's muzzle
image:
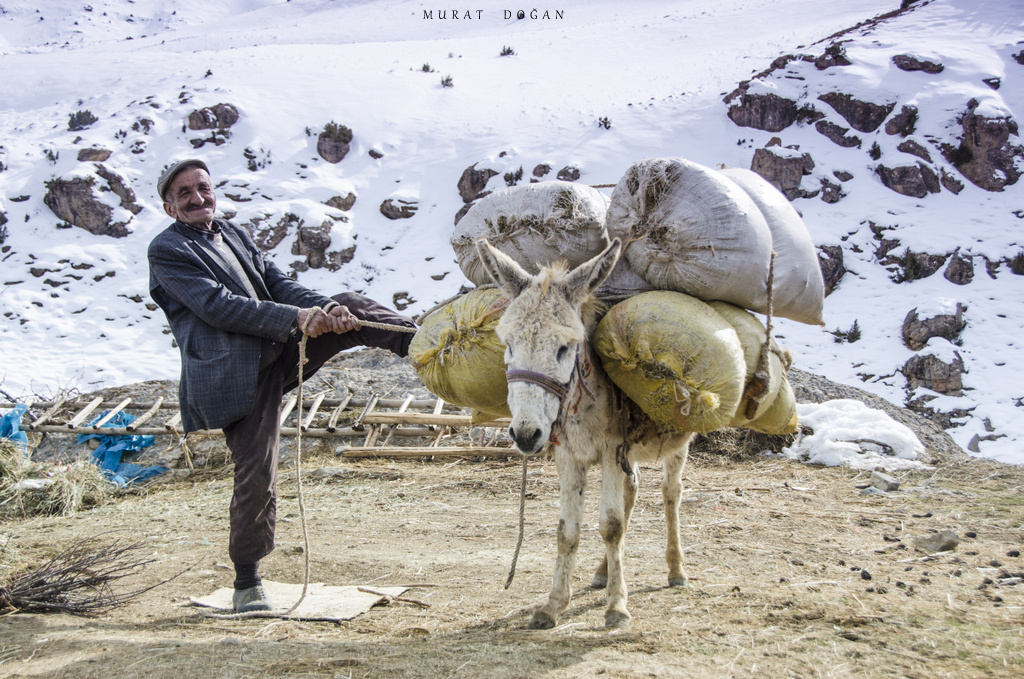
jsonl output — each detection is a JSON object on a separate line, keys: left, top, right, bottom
{"left": 508, "top": 423, "right": 546, "bottom": 455}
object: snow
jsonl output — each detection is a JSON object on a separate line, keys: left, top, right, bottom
{"left": 1, "top": 0, "right": 1023, "bottom": 464}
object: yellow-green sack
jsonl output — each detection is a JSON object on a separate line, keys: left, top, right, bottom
{"left": 594, "top": 291, "right": 746, "bottom": 434}
{"left": 409, "top": 288, "right": 512, "bottom": 418}
{"left": 708, "top": 301, "right": 786, "bottom": 426}
{"left": 744, "top": 374, "right": 798, "bottom": 435}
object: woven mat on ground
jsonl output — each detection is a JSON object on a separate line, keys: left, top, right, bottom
{"left": 189, "top": 580, "right": 408, "bottom": 622}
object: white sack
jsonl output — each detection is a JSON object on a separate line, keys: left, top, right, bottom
{"left": 605, "top": 158, "right": 774, "bottom": 313}
{"left": 718, "top": 167, "right": 825, "bottom": 325}
{"left": 451, "top": 181, "right": 610, "bottom": 287}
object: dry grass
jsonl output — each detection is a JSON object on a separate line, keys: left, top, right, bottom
{"left": 0, "top": 439, "right": 110, "bottom": 519}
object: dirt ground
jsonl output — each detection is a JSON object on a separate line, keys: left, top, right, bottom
{"left": 2, "top": 439, "right": 1023, "bottom": 678}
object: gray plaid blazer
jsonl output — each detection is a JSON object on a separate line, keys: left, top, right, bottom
{"left": 148, "top": 219, "right": 332, "bottom": 432}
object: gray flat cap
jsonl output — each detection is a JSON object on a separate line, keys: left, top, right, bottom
{"left": 157, "top": 158, "right": 209, "bottom": 201}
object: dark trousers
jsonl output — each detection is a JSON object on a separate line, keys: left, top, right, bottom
{"left": 222, "top": 292, "right": 415, "bottom": 565}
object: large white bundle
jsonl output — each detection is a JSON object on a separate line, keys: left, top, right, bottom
{"left": 718, "top": 167, "right": 825, "bottom": 325}
{"left": 605, "top": 158, "right": 774, "bottom": 313}
{"left": 451, "top": 181, "right": 610, "bottom": 287}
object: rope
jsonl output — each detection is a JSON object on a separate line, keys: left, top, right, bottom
{"left": 744, "top": 252, "right": 778, "bottom": 420}
{"left": 504, "top": 454, "right": 530, "bottom": 589}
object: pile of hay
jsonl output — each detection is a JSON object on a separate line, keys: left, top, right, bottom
{"left": 0, "top": 439, "right": 110, "bottom": 519}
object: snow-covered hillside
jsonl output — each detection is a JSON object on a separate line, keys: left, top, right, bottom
{"left": 1, "top": 0, "right": 1022, "bottom": 463}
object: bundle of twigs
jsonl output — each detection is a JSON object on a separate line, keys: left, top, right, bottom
{"left": 0, "top": 534, "right": 162, "bottom": 615}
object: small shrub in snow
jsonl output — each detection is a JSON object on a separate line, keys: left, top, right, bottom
{"left": 598, "top": 116, "right": 611, "bottom": 129}
{"left": 322, "top": 121, "right": 353, "bottom": 144}
{"left": 869, "top": 142, "right": 882, "bottom": 160}
{"left": 68, "top": 110, "right": 98, "bottom": 131}
{"left": 830, "top": 320, "right": 861, "bottom": 343}
{"left": 500, "top": 45, "right": 515, "bottom": 56}
{"left": 441, "top": 75, "right": 453, "bottom": 88}
{"left": 504, "top": 167, "right": 523, "bottom": 186}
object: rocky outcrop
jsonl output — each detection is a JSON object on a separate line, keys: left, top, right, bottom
{"left": 750, "top": 145, "right": 817, "bottom": 200}
{"left": 77, "top": 147, "right": 111, "bottom": 162}
{"left": 903, "top": 352, "right": 965, "bottom": 396}
{"left": 818, "top": 92, "right": 896, "bottom": 133}
{"left": 815, "top": 120, "right": 861, "bottom": 148}
{"left": 885, "top": 105, "right": 918, "bottom": 137}
{"left": 317, "top": 123, "right": 353, "bottom": 164}
{"left": 941, "top": 99, "right": 1024, "bottom": 191}
{"left": 819, "top": 178, "right": 844, "bottom": 204}
{"left": 94, "top": 165, "right": 142, "bottom": 215}
{"left": 457, "top": 163, "right": 499, "bottom": 203}
{"left": 43, "top": 177, "right": 129, "bottom": 238}
{"left": 187, "top": 103, "right": 239, "bottom": 148}
{"left": 814, "top": 43, "right": 852, "bottom": 70}
{"left": 944, "top": 250, "right": 974, "bottom": 284}
{"left": 726, "top": 91, "right": 799, "bottom": 132}
{"left": 897, "top": 139, "right": 932, "bottom": 163}
{"left": 290, "top": 221, "right": 355, "bottom": 272}
{"left": 532, "top": 164, "right": 551, "bottom": 179}
{"left": 253, "top": 212, "right": 297, "bottom": 252}
{"left": 875, "top": 162, "right": 941, "bottom": 198}
{"left": 888, "top": 249, "right": 947, "bottom": 283}
{"left": 325, "top": 193, "right": 357, "bottom": 211}
{"left": 892, "top": 54, "right": 943, "bottom": 74}
{"left": 557, "top": 165, "right": 581, "bottom": 182}
{"left": 380, "top": 198, "right": 418, "bottom": 220}
{"left": 902, "top": 304, "right": 967, "bottom": 350}
{"left": 817, "top": 245, "right": 846, "bottom": 296}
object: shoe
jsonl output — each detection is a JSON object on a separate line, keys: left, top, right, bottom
{"left": 232, "top": 584, "right": 273, "bottom": 613}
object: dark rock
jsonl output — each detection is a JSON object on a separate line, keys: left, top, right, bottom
{"left": 902, "top": 304, "right": 967, "bottom": 350}
{"left": 815, "top": 42, "right": 852, "bottom": 70}
{"left": 253, "top": 212, "right": 298, "bottom": 251}
{"left": 368, "top": 148, "right": 384, "bottom": 159}
{"left": 889, "top": 250, "right": 947, "bottom": 282}
{"left": 892, "top": 54, "right": 944, "bottom": 74}
{"left": 43, "top": 177, "right": 129, "bottom": 238}
{"left": 982, "top": 77, "right": 1001, "bottom": 90}
{"left": 392, "top": 292, "right": 414, "bottom": 311}
{"left": 291, "top": 220, "right": 354, "bottom": 271}
{"left": 903, "top": 352, "right": 965, "bottom": 395}
{"left": 815, "top": 120, "right": 861, "bottom": 148}
{"left": 940, "top": 169, "right": 964, "bottom": 195}
{"left": 94, "top": 165, "right": 143, "bottom": 215}
{"left": 1015, "top": 50, "right": 1024, "bottom": 66}
{"left": 727, "top": 91, "right": 799, "bottom": 132}
{"left": 457, "top": 163, "right": 498, "bottom": 203}
{"left": 317, "top": 134, "right": 350, "bottom": 164}
{"left": 750, "top": 146, "right": 817, "bottom": 200}
{"left": 819, "top": 92, "right": 896, "bottom": 133}
{"left": 820, "top": 178, "right": 844, "bottom": 203}
{"left": 557, "top": 165, "right": 581, "bottom": 182}
{"left": 885, "top": 105, "right": 918, "bottom": 137}
{"left": 325, "top": 193, "right": 357, "bottom": 211}
{"left": 532, "top": 164, "right": 551, "bottom": 178}
{"left": 380, "top": 198, "right": 418, "bottom": 220}
{"left": 187, "top": 103, "right": 239, "bottom": 131}
{"left": 913, "top": 530, "right": 959, "bottom": 554}
{"left": 897, "top": 139, "right": 933, "bottom": 163}
{"left": 833, "top": 170, "right": 854, "bottom": 182}
{"left": 817, "top": 245, "right": 846, "bottom": 296}
{"left": 875, "top": 163, "right": 941, "bottom": 198}
{"left": 77, "top": 147, "right": 112, "bottom": 162}
{"left": 941, "top": 99, "right": 1024, "bottom": 191}
{"left": 943, "top": 250, "right": 974, "bottom": 285}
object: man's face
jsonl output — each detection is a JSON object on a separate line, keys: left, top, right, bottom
{"left": 162, "top": 166, "right": 217, "bottom": 228}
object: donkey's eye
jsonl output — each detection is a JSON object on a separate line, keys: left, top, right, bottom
{"left": 557, "top": 345, "right": 570, "bottom": 361}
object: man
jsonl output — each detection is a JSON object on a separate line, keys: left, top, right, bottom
{"left": 148, "top": 158, "right": 415, "bottom": 612}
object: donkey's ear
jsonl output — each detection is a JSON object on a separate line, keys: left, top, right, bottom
{"left": 564, "top": 238, "right": 621, "bottom": 306}
{"left": 475, "top": 238, "right": 532, "bottom": 298}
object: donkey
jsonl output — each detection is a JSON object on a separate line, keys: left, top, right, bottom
{"left": 476, "top": 237, "right": 696, "bottom": 630}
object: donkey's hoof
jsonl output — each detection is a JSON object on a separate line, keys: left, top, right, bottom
{"left": 668, "top": 576, "right": 688, "bottom": 588}
{"left": 591, "top": 573, "right": 608, "bottom": 589}
{"left": 605, "top": 610, "right": 631, "bottom": 629}
{"left": 528, "top": 611, "right": 557, "bottom": 630}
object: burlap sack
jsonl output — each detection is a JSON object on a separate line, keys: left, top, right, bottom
{"left": 744, "top": 375, "right": 798, "bottom": 435}
{"left": 718, "top": 167, "right": 825, "bottom": 325}
{"left": 451, "top": 181, "right": 610, "bottom": 286}
{"left": 707, "top": 301, "right": 787, "bottom": 427}
{"left": 409, "top": 288, "right": 511, "bottom": 418}
{"left": 594, "top": 291, "right": 746, "bottom": 434}
{"left": 605, "top": 158, "right": 774, "bottom": 312}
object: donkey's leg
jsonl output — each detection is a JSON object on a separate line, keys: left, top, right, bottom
{"left": 592, "top": 462, "right": 638, "bottom": 589}
{"left": 663, "top": 434, "right": 694, "bottom": 587}
{"left": 598, "top": 453, "right": 635, "bottom": 628}
{"left": 529, "top": 452, "right": 587, "bottom": 630}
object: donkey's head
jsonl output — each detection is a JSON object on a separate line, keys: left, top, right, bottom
{"left": 476, "top": 238, "right": 621, "bottom": 454}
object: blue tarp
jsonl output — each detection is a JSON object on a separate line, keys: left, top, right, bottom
{"left": 77, "top": 411, "right": 167, "bottom": 487}
{"left": 0, "top": 404, "right": 30, "bottom": 453}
